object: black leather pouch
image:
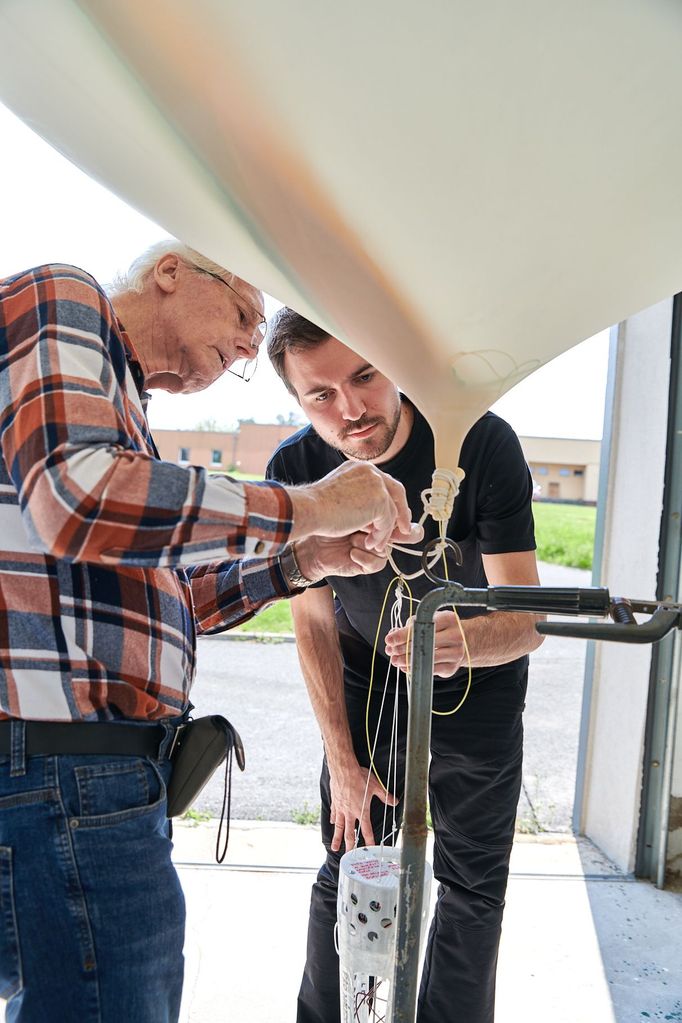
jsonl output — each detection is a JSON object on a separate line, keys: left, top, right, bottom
{"left": 166, "top": 715, "right": 245, "bottom": 827}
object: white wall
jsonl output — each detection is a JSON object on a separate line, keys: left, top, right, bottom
{"left": 584, "top": 463, "right": 601, "bottom": 504}
{"left": 580, "top": 300, "right": 672, "bottom": 871}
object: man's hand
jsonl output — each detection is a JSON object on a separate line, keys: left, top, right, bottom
{"left": 328, "top": 757, "right": 398, "bottom": 852}
{"left": 294, "top": 521, "right": 423, "bottom": 581}
{"left": 288, "top": 462, "right": 412, "bottom": 553}
{"left": 385, "top": 609, "right": 467, "bottom": 678}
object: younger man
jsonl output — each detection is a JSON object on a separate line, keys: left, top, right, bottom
{"left": 266, "top": 309, "right": 543, "bottom": 1023}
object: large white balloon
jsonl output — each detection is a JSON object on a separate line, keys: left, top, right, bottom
{"left": 2, "top": 0, "right": 682, "bottom": 469}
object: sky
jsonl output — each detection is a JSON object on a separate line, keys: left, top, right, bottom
{"left": 0, "top": 102, "right": 610, "bottom": 439}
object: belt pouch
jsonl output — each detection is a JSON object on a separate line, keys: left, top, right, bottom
{"left": 166, "top": 715, "right": 245, "bottom": 820}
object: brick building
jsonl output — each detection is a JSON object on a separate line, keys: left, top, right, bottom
{"left": 153, "top": 423, "right": 600, "bottom": 500}
{"left": 153, "top": 422, "right": 300, "bottom": 476}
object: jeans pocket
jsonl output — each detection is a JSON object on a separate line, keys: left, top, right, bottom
{"left": 0, "top": 847, "right": 23, "bottom": 1000}
{"left": 73, "top": 757, "right": 166, "bottom": 826}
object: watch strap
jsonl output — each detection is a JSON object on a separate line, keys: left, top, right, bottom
{"left": 280, "top": 542, "right": 313, "bottom": 589}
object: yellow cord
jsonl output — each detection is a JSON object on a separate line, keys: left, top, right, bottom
{"left": 431, "top": 521, "right": 473, "bottom": 717}
{"left": 364, "top": 521, "right": 474, "bottom": 793}
{"left": 365, "top": 576, "right": 413, "bottom": 793}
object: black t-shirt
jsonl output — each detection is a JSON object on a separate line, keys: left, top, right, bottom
{"left": 266, "top": 404, "right": 536, "bottom": 693}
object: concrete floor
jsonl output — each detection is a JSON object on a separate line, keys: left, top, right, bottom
{"left": 0, "top": 821, "right": 677, "bottom": 1023}
{"left": 174, "top": 821, "right": 682, "bottom": 1023}
{"left": 174, "top": 560, "right": 682, "bottom": 1020}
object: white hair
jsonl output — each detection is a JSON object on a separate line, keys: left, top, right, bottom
{"left": 107, "top": 238, "right": 238, "bottom": 296}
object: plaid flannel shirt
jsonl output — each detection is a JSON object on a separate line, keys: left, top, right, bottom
{"left": 0, "top": 264, "right": 294, "bottom": 721}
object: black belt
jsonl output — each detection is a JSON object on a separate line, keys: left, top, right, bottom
{"left": 0, "top": 720, "right": 169, "bottom": 757}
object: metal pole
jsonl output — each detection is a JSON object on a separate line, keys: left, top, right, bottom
{"left": 656, "top": 628, "right": 682, "bottom": 888}
{"left": 391, "top": 584, "right": 462, "bottom": 1023}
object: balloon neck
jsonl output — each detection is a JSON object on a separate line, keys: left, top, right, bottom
{"left": 423, "top": 467, "right": 463, "bottom": 523}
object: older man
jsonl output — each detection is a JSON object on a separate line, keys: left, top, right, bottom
{"left": 0, "top": 246, "right": 414, "bottom": 1023}
{"left": 266, "top": 308, "right": 544, "bottom": 1023}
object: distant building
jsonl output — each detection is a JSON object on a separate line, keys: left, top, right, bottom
{"left": 153, "top": 428, "right": 238, "bottom": 472}
{"left": 520, "top": 436, "right": 600, "bottom": 503}
{"left": 236, "top": 422, "right": 301, "bottom": 474}
{"left": 153, "top": 424, "right": 601, "bottom": 501}
{"left": 153, "top": 422, "right": 300, "bottom": 476}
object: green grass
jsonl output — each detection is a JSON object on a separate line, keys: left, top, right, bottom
{"left": 291, "top": 801, "right": 321, "bottom": 826}
{"left": 211, "top": 469, "right": 265, "bottom": 481}
{"left": 234, "top": 600, "right": 294, "bottom": 635}
{"left": 181, "top": 807, "right": 212, "bottom": 827}
{"left": 230, "top": 470, "right": 265, "bottom": 481}
{"left": 532, "top": 502, "right": 596, "bottom": 570}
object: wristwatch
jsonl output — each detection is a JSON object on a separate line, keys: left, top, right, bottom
{"left": 280, "top": 542, "right": 314, "bottom": 589}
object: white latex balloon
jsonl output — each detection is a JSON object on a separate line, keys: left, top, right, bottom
{"left": 2, "top": 0, "right": 682, "bottom": 469}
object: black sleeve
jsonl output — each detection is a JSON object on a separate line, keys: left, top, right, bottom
{"left": 265, "top": 452, "right": 280, "bottom": 483}
{"left": 265, "top": 449, "right": 293, "bottom": 485}
{"left": 475, "top": 423, "right": 536, "bottom": 555}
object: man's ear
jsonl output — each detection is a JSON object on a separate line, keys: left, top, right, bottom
{"left": 153, "top": 253, "right": 181, "bottom": 294}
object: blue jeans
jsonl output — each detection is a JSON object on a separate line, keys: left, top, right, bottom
{"left": 0, "top": 734, "right": 185, "bottom": 1022}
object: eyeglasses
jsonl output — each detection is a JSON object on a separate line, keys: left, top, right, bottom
{"left": 192, "top": 265, "right": 266, "bottom": 382}
{"left": 227, "top": 353, "right": 259, "bottom": 382}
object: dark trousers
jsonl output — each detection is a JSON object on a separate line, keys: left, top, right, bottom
{"left": 297, "top": 663, "right": 527, "bottom": 1023}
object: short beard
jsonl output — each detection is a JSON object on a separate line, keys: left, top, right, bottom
{"left": 337, "top": 402, "right": 402, "bottom": 461}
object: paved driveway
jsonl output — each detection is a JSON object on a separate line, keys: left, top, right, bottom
{"left": 188, "top": 562, "right": 591, "bottom": 832}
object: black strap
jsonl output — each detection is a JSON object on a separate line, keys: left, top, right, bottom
{"left": 0, "top": 721, "right": 167, "bottom": 757}
{"left": 215, "top": 742, "right": 234, "bottom": 864}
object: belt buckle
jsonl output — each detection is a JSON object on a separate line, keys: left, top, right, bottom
{"left": 168, "top": 723, "right": 187, "bottom": 759}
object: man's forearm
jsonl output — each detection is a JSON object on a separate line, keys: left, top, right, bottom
{"left": 460, "top": 610, "right": 544, "bottom": 665}
{"left": 296, "top": 632, "right": 356, "bottom": 767}
{"left": 386, "top": 560, "right": 545, "bottom": 678}
{"left": 293, "top": 588, "right": 396, "bottom": 851}
{"left": 292, "top": 595, "right": 358, "bottom": 770}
